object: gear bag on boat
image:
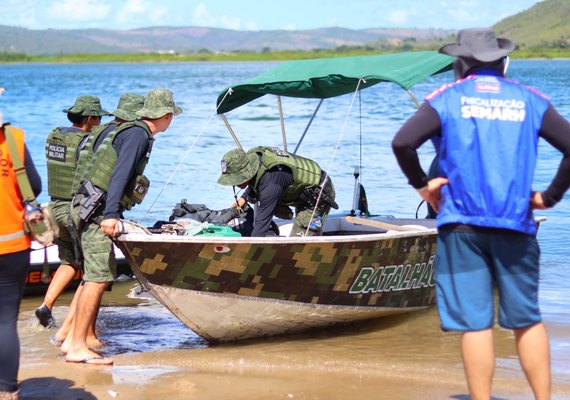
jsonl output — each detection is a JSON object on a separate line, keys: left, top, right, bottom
{"left": 150, "top": 199, "right": 256, "bottom": 236}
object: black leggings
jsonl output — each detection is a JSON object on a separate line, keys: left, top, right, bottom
{"left": 0, "top": 249, "right": 30, "bottom": 392}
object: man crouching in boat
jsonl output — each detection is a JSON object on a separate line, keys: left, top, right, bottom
{"left": 217, "top": 146, "right": 337, "bottom": 237}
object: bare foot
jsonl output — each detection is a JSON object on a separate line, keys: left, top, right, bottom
{"left": 59, "top": 336, "right": 72, "bottom": 354}
{"left": 66, "top": 353, "right": 113, "bottom": 366}
{"left": 60, "top": 337, "right": 102, "bottom": 354}
{"left": 87, "top": 337, "right": 103, "bottom": 350}
{"left": 50, "top": 336, "right": 64, "bottom": 347}
{"left": 54, "top": 329, "right": 68, "bottom": 344}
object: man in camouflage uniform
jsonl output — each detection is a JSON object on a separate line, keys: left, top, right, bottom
{"left": 218, "top": 146, "right": 337, "bottom": 237}
{"left": 64, "top": 89, "right": 182, "bottom": 365}
{"left": 35, "top": 96, "right": 110, "bottom": 329}
{"left": 54, "top": 93, "right": 145, "bottom": 353}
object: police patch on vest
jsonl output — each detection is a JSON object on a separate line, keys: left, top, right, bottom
{"left": 268, "top": 147, "right": 289, "bottom": 157}
{"left": 135, "top": 185, "right": 146, "bottom": 195}
{"left": 47, "top": 143, "right": 67, "bottom": 161}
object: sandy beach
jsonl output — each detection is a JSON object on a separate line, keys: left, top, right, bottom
{"left": 16, "top": 343, "right": 570, "bottom": 400}
{"left": 15, "top": 280, "right": 570, "bottom": 400}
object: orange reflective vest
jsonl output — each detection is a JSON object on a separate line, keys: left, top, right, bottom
{"left": 0, "top": 124, "right": 31, "bottom": 254}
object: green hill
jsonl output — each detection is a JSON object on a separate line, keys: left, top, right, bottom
{"left": 494, "top": 0, "right": 570, "bottom": 49}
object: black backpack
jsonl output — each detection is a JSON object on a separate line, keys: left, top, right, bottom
{"left": 167, "top": 199, "right": 255, "bottom": 236}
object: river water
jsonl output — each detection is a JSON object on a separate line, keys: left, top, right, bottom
{"left": 1, "top": 59, "right": 570, "bottom": 399}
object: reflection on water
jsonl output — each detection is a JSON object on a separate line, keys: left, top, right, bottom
{"left": 19, "top": 280, "right": 208, "bottom": 358}
{"left": 95, "top": 306, "right": 208, "bottom": 356}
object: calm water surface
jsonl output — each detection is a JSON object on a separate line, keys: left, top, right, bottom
{"left": 2, "top": 59, "right": 570, "bottom": 398}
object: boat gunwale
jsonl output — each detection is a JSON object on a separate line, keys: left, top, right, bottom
{"left": 117, "top": 227, "right": 438, "bottom": 245}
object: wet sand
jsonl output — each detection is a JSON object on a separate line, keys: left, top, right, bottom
{"left": 16, "top": 343, "right": 570, "bottom": 400}
{"left": 16, "top": 280, "right": 570, "bottom": 400}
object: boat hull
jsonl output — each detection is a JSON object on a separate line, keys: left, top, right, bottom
{"left": 148, "top": 284, "right": 428, "bottom": 342}
{"left": 117, "top": 219, "right": 438, "bottom": 342}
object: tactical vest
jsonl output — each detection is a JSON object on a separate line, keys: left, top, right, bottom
{"left": 80, "top": 121, "right": 153, "bottom": 211}
{"left": 249, "top": 146, "right": 321, "bottom": 205}
{"left": 71, "top": 122, "right": 116, "bottom": 196}
{"left": 45, "top": 127, "right": 89, "bottom": 200}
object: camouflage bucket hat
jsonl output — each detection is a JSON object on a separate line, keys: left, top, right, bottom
{"left": 62, "top": 95, "right": 111, "bottom": 116}
{"left": 217, "top": 148, "right": 259, "bottom": 186}
{"left": 137, "top": 89, "right": 182, "bottom": 119}
{"left": 112, "top": 93, "right": 145, "bottom": 121}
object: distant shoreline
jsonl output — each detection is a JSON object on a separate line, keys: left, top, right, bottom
{"left": 1, "top": 49, "right": 569, "bottom": 64}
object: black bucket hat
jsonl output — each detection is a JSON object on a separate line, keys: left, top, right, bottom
{"left": 439, "top": 28, "right": 515, "bottom": 62}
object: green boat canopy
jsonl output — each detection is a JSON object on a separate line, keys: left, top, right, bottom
{"left": 216, "top": 51, "right": 454, "bottom": 114}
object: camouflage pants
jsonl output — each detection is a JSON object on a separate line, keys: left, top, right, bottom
{"left": 290, "top": 182, "right": 336, "bottom": 237}
{"left": 70, "top": 203, "right": 116, "bottom": 283}
{"left": 48, "top": 199, "right": 75, "bottom": 265}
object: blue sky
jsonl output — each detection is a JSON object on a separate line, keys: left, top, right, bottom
{"left": 3, "top": 0, "right": 540, "bottom": 31}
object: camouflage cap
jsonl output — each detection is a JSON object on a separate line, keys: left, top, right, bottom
{"left": 136, "top": 88, "right": 182, "bottom": 119}
{"left": 112, "top": 93, "right": 145, "bottom": 121}
{"left": 217, "top": 148, "right": 260, "bottom": 186}
{"left": 62, "top": 95, "right": 111, "bottom": 116}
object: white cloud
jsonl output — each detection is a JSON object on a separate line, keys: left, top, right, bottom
{"left": 0, "top": 0, "right": 543, "bottom": 31}
{"left": 448, "top": 8, "right": 478, "bottom": 23}
{"left": 326, "top": 18, "right": 340, "bottom": 28}
{"left": 115, "top": 0, "right": 149, "bottom": 24}
{"left": 48, "top": 0, "right": 112, "bottom": 23}
{"left": 280, "top": 23, "right": 297, "bottom": 31}
{"left": 458, "top": 0, "right": 479, "bottom": 7}
{"left": 387, "top": 10, "right": 410, "bottom": 25}
{"left": 193, "top": 4, "right": 219, "bottom": 27}
{"left": 114, "top": 0, "right": 167, "bottom": 26}
{"left": 218, "top": 15, "right": 242, "bottom": 30}
{"left": 147, "top": 7, "right": 169, "bottom": 24}
{"left": 1, "top": 0, "right": 43, "bottom": 29}
{"left": 243, "top": 21, "right": 259, "bottom": 31}
{"left": 192, "top": 3, "right": 256, "bottom": 30}
{"left": 122, "top": 0, "right": 148, "bottom": 14}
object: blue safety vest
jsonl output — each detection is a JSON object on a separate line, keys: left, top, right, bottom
{"left": 427, "top": 69, "right": 550, "bottom": 235}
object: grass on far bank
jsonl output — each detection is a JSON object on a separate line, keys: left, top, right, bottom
{"left": 2, "top": 47, "right": 570, "bottom": 63}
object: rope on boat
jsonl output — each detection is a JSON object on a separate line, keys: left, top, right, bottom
{"left": 304, "top": 78, "right": 365, "bottom": 235}
{"left": 137, "top": 88, "right": 235, "bottom": 225}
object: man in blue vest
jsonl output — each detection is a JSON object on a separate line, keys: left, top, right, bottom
{"left": 392, "top": 28, "right": 570, "bottom": 399}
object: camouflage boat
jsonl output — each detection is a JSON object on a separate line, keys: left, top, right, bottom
{"left": 116, "top": 51, "right": 454, "bottom": 342}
